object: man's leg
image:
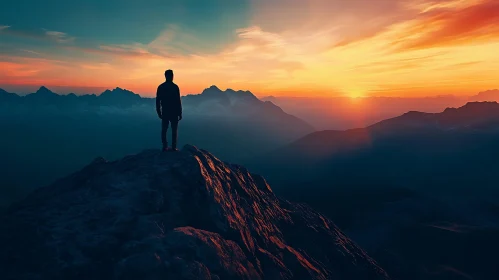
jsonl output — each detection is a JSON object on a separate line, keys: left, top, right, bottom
{"left": 161, "top": 118, "right": 170, "bottom": 149}
{"left": 171, "top": 118, "right": 179, "bottom": 150}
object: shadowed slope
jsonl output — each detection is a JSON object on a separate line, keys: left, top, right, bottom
{"left": 0, "top": 145, "right": 388, "bottom": 280}
{"left": 253, "top": 102, "right": 499, "bottom": 185}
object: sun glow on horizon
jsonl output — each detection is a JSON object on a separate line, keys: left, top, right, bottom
{"left": 347, "top": 90, "right": 366, "bottom": 99}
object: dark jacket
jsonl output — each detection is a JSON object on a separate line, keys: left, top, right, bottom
{"left": 156, "top": 81, "right": 182, "bottom": 118}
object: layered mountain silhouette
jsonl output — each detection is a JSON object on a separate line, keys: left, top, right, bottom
{"left": 0, "top": 145, "right": 388, "bottom": 280}
{"left": 1, "top": 85, "right": 313, "bottom": 132}
{"left": 254, "top": 101, "right": 499, "bottom": 179}
{"left": 264, "top": 91, "right": 499, "bottom": 130}
{"left": 181, "top": 86, "right": 313, "bottom": 148}
{"left": 372, "top": 101, "right": 499, "bottom": 131}
{"left": 0, "top": 85, "right": 313, "bottom": 205}
{"left": 469, "top": 89, "right": 499, "bottom": 102}
{"left": 248, "top": 101, "right": 499, "bottom": 280}
{"left": 1, "top": 85, "right": 313, "bottom": 151}
{"left": 3, "top": 86, "right": 144, "bottom": 107}
{"left": 182, "top": 85, "right": 312, "bottom": 128}
{"left": 185, "top": 85, "right": 259, "bottom": 108}
{"left": 262, "top": 95, "right": 468, "bottom": 130}
{"left": 0, "top": 86, "right": 310, "bottom": 128}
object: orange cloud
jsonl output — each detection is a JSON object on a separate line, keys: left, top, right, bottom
{"left": 0, "top": 57, "right": 71, "bottom": 86}
{"left": 395, "top": 0, "right": 499, "bottom": 50}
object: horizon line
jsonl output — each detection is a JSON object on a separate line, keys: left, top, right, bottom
{"left": 1, "top": 84, "right": 499, "bottom": 100}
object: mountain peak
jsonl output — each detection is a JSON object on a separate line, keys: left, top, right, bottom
{"left": 111, "top": 87, "right": 131, "bottom": 93}
{"left": 101, "top": 87, "right": 133, "bottom": 94}
{"left": 1, "top": 145, "right": 388, "bottom": 280}
{"left": 200, "top": 86, "right": 258, "bottom": 102}
{"left": 201, "top": 85, "right": 223, "bottom": 95}
{"left": 35, "top": 86, "right": 57, "bottom": 96}
{"left": 99, "top": 87, "right": 141, "bottom": 101}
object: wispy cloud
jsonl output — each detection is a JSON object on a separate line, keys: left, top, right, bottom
{"left": 348, "top": 54, "right": 445, "bottom": 72}
{"left": 20, "top": 49, "right": 42, "bottom": 56}
{"left": 63, "top": 25, "right": 205, "bottom": 60}
{"left": 0, "top": 26, "right": 76, "bottom": 44}
{"left": 63, "top": 45, "right": 162, "bottom": 60}
{"left": 45, "top": 30, "right": 75, "bottom": 43}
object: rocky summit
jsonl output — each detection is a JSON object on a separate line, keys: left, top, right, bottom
{"left": 0, "top": 145, "right": 389, "bottom": 280}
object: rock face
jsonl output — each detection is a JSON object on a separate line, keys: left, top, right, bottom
{"left": 0, "top": 145, "right": 388, "bottom": 280}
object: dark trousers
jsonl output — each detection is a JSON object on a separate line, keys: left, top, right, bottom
{"left": 161, "top": 117, "right": 179, "bottom": 149}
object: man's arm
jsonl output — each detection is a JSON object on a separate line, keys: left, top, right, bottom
{"left": 177, "top": 85, "right": 183, "bottom": 120}
{"left": 156, "top": 86, "right": 162, "bottom": 119}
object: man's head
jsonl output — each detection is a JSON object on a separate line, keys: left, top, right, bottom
{"left": 165, "top": 69, "right": 174, "bottom": 81}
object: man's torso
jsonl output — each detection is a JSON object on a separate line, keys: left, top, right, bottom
{"left": 158, "top": 82, "right": 180, "bottom": 117}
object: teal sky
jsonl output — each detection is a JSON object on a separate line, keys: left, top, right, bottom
{"left": 1, "top": 0, "right": 252, "bottom": 53}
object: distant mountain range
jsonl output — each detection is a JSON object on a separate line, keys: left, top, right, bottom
{"left": 0, "top": 84, "right": 274, "bottom": 110}
{"left": 248, "top": 101, "right": 499, "bottom": 280}
{"left": 1, "top": 86, "right": 146, "bottom": 107}
{"left": 469, "top": 89, "right": 499, "bottom": 102}
{"left": 186, "top": 85, "right": 259, "bottom": 106}
{"left": 0, "top": 84, "right": 314, "bottom": 157}
{"left": 253, "top": 101, "right": 499, "bottom": 187}
{"left": 263, "top": 90, "right": 499, "bottom": 130}
{"left": 0, "top": 85, "right": 313, "bottom": 129}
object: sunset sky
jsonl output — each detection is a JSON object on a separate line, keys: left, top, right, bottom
{"left": 1, "top": 0, "right": 499, "bottom": 97}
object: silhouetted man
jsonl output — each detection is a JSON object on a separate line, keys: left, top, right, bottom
{"left": 156, "top": 69, "right": 182, "bottom": 152}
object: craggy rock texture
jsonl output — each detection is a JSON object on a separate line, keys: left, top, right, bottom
{"left": 0, "top": 145, "right": 389, "bottom": 280}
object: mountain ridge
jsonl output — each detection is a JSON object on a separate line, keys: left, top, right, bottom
{"left": 6, "top": 85, "right": 313, "bottom": 132}
{"left": 269, "top": 101, "right": 499, "bottom": 157}
{"left": 469, "top": 89, "right": 499, "bottom": 102}
{"left": 260, "top": 91, "right": 499, "bottom": 130}
{"left": 0, "top": 85, "right": 306, "bottom": 121}
{"left": 370, "top": 101, "right": 499, "bottom": 131}
{"left": 248, "top": 101, "right": 499, "bottom": 190}
{"left": 0, "top": 85, "right": 259, "bottom": 99}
